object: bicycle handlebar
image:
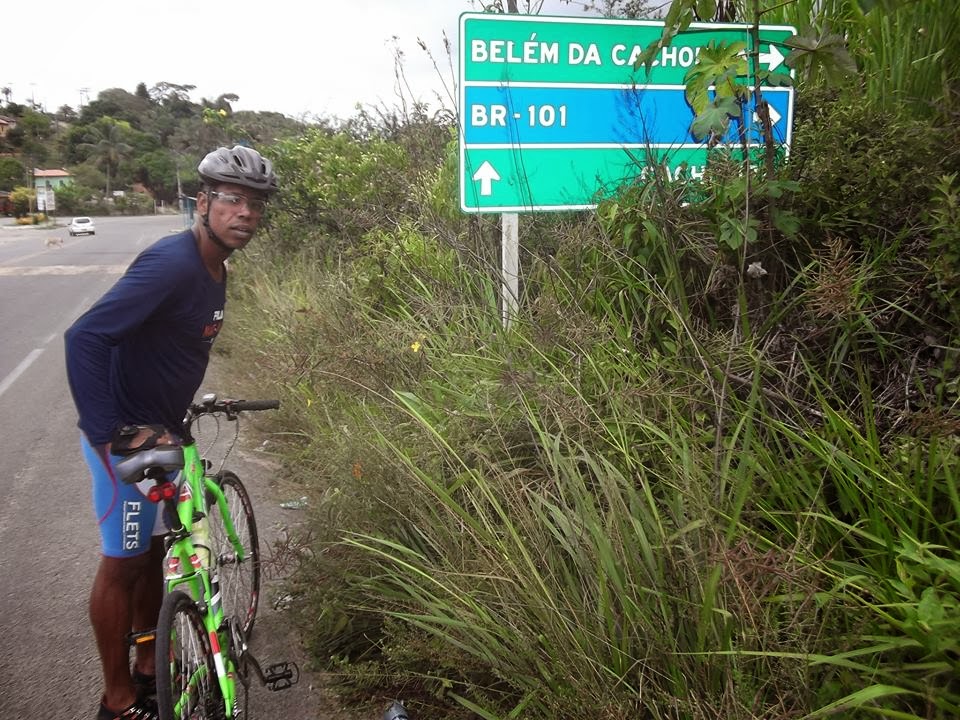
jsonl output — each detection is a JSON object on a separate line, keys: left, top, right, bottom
{"left": 186, "top": 396, "right": 280, "bottom": 427}
{"left": 225, "top": 399, "right": 281, "bottom": 412}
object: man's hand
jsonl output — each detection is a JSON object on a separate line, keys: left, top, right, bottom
{"left": 126, "top": 427, "right": 178, "bottom": 449}
{"left": 107, "top": 424, "right": 179, "bottom": 456}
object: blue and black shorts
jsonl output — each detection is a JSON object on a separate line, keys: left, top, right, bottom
{"left": 81, "top": 435, "right": 172, "bottom": 558}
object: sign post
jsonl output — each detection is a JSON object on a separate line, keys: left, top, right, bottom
{"left": 459, "top": 13, "right": 796, "bottom": 213}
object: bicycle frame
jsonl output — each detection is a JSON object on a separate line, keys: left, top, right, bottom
{"left": 119, "top": 396, "right": 296, "bottom": 719}
{"left": 160, "top": 442, "right": 244, "bottom": 717}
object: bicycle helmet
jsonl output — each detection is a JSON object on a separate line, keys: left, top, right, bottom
{"left": 197, "top": 145, "right": 278, "bottom": 194}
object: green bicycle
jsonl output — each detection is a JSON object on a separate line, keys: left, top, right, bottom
{"left": 117, "top": 394, "right": 298, "bottom": 719}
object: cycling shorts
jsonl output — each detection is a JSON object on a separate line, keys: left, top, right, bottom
{"left": 81, "top": 435, "right": 172, "bottom": 558}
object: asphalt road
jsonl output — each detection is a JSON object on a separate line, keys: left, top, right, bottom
{"left": 0, "top": 215, "right": 357, "bottom": 720}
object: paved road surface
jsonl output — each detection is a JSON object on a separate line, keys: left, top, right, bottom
{"left": 0, "top": 216, "right": 356, "bottom": 720}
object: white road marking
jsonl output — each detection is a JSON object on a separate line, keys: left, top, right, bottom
{"left": 0, "top": 265, "right": 127, "bottom": 276}
{"left": 0, "top": 348, "right": 45, "bottom": 399}
{"left": 0, "top": 327, "right": 71, "bottom": 400}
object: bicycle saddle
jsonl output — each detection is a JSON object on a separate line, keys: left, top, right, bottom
{"left": 115, "top": 445, "right": 185, "bottom": 484}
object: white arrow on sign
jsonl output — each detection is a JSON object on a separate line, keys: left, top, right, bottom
{"left": 760, "top": 45, "right": 785, "bottom": 72}
{"left": 737, "top": 45, "right": 786, "bottom": 72}
{"left": 753, "top": 105, "right": 782, "bottom": 126}
{"left": 472, "top": 161, "right": 501, "bottom": 197}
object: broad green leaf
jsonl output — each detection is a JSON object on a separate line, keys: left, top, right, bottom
{"left": 917, "top": 587, "right": 945, "bottom": 628}
{"left": 785, "top": 31, "right": 858, "bottom": 82}
{"left": 690, "top": 96, "right": 740, "bottom": 141}
{"left": 695, "top": 0, "right": 717, "bottom": 20}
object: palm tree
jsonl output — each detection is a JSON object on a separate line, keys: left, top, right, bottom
{"left": 79, "top": 118, "right": 133, "bottom": 197}
{"left": 1, "top": 87, "right": 11, "bottom": 107}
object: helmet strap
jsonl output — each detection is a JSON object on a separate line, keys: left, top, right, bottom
{"left": 202, "top": 211, "right": 234, "bottom": 255}
{"left": 200, "top": 190, "right": 234, "bottom": 255}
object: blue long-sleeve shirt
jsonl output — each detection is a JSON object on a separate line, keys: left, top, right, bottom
{"left": 65, "top": 229, "right": 226, "bottom": 445}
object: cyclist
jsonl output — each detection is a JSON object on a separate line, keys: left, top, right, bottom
{"left": 64, "top": 145, "right": 278, "bottom": 720}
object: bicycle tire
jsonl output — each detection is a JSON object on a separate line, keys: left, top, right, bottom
{"left": 208, "top": 470, "right": 261, "bottom": 637}
{"left": 155, "top": 590, "right": 220, "bottom": 720}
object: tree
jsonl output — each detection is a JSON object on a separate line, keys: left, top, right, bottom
{"left": 135, "top": 150, "right": 178, "bottom": 202}
{"left": 56, "top": 105, "right": 78, "bottom": 123}
{"left": 561, "top": 0, "right": 654, "bottom": 17}
{"left": 1, "top": 86, "right": 10, "bottom": 106}
{"left": 9, "top": 186, "right": 35, "bottom": 217}
{"left": 79, "top": 117, "right": 134, "bottom": 196}
{"left": 0, "top": 157, "right": 25, "bottom": 191}
{"left": 150, "top": 82, "right": 197, "bottom": 119}
{"left": 81, "top": 88, "right": 151, "bottom": 129}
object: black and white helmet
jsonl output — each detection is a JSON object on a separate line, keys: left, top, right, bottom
{"left": 197, "top": 145, "right": 278, "bottom": 194}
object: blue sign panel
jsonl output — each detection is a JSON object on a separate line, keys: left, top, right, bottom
{"left": 464, "top": 85, "right": 793, "bottom": 147}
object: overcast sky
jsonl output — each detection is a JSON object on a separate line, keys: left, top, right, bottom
{"left": 4, "top": 0, "right": 619, "bottom": 122}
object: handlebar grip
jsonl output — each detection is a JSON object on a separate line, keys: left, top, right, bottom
{"left": 229, "top": 399, "right": 280, "bottom": 412}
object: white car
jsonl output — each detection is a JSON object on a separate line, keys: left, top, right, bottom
{"left": 69, "top": 216, "right": 96, "bottom": 236}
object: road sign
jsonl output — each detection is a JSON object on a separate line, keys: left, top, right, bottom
{"left": 459, "top": 13, "right": 797, "bottom": 213}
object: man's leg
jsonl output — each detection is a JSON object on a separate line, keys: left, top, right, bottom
{"left": 90, "top": 552, "right": 154, "bottom": 712}
{"left": 82, "top": 435, "right": 165, "bottom": 714}
{"left": 131, "top": 537, "right": 165, "bottom": 677}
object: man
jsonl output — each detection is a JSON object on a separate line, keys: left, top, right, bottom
{"left": 65, "top": 145, "right": 277, "bottom": 720}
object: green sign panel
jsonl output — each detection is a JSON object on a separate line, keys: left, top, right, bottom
{"left": 459, "top": 13, "right": 797, "bottom": 213}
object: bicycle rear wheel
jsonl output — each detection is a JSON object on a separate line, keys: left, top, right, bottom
{"left": 155, "top": 590, "right": 220, "bottom": 720}
{"left": 208, "top": 470, "right": 261, "bottom": 637}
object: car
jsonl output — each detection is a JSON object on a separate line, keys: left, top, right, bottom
{"left": 69, "top": 216, "right": 96, "bottom": 236}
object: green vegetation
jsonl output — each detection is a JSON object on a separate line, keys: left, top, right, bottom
{"left": 9, "top": 0, "right": 945, "bottom": 717}
{"left": 0, "top": 80, "right": 310, "bottom": 215}
{"left": 212, "top": 1, "right": 960, "bottom": 718}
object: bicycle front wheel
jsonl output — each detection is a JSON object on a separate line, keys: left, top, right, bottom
{"left": 155, "top": 590, "right": 220, "bottom": 720}
{"left": 209, "top": 470, "right": 261, "bottom": 637}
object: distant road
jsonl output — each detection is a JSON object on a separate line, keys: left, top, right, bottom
{"left": 0, "top": 215, "right": 184, "bottom": 717}
{"left": 0, "top": 215, "right": 343, "bottom": 720}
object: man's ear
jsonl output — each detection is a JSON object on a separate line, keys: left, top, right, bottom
{"left": 196, "top": 190, "right": 208, "bottom": 214}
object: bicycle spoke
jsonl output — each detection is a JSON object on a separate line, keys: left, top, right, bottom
{"left": 156, "top": 591, "right": 220, "bottom": 719}
{"left": 209, "top": 472, "right": 261, "bottom": 637}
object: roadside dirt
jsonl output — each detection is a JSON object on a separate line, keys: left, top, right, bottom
{"left": 197, "top": 367, "right": 372, "bottom": 720}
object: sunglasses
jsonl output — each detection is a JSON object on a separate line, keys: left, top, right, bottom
{"left": 208, "top": 191, "right": 268, "bottom": 214}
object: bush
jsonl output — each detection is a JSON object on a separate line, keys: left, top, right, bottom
{"left": 15, "top": 213, "right": 46, "bottom": 225}
{"left": 113, "top": 191, "right": 154, "bottom": 215}
{"left": 788, "top": 88, "right": 957, "bottom": 247}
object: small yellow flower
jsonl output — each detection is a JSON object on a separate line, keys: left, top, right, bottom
{"left": 410, "top": 333, "right": 427, "bottom": 353}
{"left": 218, "top": 108, "right": 227, "bottom": 117}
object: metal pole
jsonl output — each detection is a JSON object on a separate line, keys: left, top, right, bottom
{"left": 501, "top": 212, "right": 519, "bottom": 327}
{"left": 501, "top": 0, "right": 520, "bottom": 329}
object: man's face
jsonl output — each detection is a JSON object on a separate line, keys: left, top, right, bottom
{"left": 199, "top": 182, "right": 268, "bottom": 250}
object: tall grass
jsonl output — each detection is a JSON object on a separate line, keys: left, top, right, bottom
{"left": 759, "top": 0, "right": 959, "bottom": 118}
{"left": 226, "top": 221, "right": 960, "bottom": 718}
{"left": 216, "top": 7, "right": 960, "bottom": 714}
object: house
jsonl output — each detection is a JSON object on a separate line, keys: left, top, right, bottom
{"left": 0, "top": 115, "right": 16, "bottom": 139}
{"left": 33, "top": 168, "right": 73, "bottom": 191}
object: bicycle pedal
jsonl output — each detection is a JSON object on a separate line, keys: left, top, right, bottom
{"left": 126, "top": 629, "right": 157, "bottom": 646}
{"left": 263, "top": 661, "right": 299, "bottom": 691}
